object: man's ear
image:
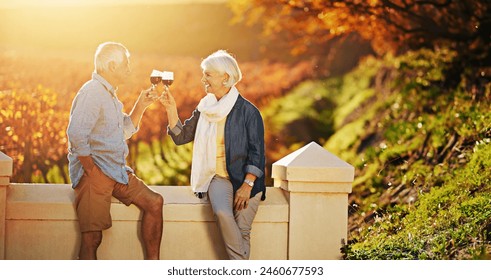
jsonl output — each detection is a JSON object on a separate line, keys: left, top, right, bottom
{"left": 108, "top": 61, "right": 116, "bottom": 72}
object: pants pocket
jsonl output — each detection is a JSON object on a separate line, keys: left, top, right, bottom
{"left": 87, "top": 165, "right": 115, "bottom": 196}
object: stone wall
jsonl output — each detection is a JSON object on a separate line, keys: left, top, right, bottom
{"left": 0, "top": 142, "right": 353, "bottom": 260}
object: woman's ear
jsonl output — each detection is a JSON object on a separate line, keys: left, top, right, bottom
{"left": 223, "top": 73, "right": 230, "bottom": 83}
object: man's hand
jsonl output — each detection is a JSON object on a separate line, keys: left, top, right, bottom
{"left": 130, "top": 87, "right": 159, "bottom": 128}
{"left": 78, "top": 155, "right": 95, "bottom": 174}
{"left": 138, "top": 87, "right": 159, "bottom": 110}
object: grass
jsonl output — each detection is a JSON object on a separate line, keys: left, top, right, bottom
{"left": 135, "top": 138, "right": 193, "bottom": 186}
{"left": 346, "top": 142, "right": 491, "bottom": 259}
{"left": 263, "top": 47, "right": 491, "bottom": 259}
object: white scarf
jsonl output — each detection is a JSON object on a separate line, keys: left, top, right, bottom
{"left": 191, "top": 86, "right": 239, "bottom": 193}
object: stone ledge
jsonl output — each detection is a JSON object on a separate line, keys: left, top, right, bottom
{"left": 274, "top": 180, "right": 353, "bottom": 193}
{"left": 0, "top": 177, "right": 9, "bottom": 186}
{"left": 6, "top": 184, "right": 289, "bottom": 223}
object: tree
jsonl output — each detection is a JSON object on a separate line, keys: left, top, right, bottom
{"left": 230, "top": 0, "right": 491, "bottom": 82}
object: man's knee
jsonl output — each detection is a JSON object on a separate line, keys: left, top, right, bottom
{"left": 153, "top": 194, "right": 164, "bottom": 211}
{"left": 141, "top": 192, "right": 164, "bottom": 214}
{"left": 81, "top": 231, "right": 103, "bottom": 249}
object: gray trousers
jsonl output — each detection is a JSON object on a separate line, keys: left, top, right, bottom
{"left": 208, "top": 176, "right": 261, "bottom": 260}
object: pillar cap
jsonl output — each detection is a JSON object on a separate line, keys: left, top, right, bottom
{"left": 272, "top": 142, "right": 354, "bottom": 183}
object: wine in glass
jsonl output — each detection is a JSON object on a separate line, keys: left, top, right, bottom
{"left": 150, "top": 69, "right": 163, "bottom": 89}
{"left": 162, "top": 71, "right": 174, "bottom": 87}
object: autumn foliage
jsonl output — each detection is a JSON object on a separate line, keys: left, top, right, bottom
{"left": 230, "top": 0, "right": 491, "bottom": 80}
{"left": 0, "top": 51, "right": 314, "bottom": 183}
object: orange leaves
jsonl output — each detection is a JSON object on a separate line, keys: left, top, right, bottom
{"left": 1, "top": 49, "right": 315, "bottom": 183}
{"left": 0, "top": 83, "right": 69, "bottom": 182}
{"left": 231, "top": 0, "right": 491, "bottom": 65}
{"left": 1, "top": 109, "right": 11, "bottom": 119}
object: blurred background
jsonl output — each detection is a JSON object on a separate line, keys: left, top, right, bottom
{"left": 1, "top": 0, "right": 490, "bottom": 259}
{"left": 0, "top": 0, "right": 372, "bottom": 186}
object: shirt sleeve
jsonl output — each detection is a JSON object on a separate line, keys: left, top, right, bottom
{"left": 123, "top": 113, "right": 138, "bottom": 140}
{"left": 167, "top": 109, "right": 200, "bottom": 145}
{"left": 245, "top": 107, "right": 265, "bottom": 178}
{"left": 167, "top": 120, "right": 183, "bottom": 136}
{"left": 66, "top": 89, "right": 100, "bottom": 157}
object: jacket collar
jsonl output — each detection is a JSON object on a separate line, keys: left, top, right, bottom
{"left": 231, "top": 94, "right": 245, "bottom": 111}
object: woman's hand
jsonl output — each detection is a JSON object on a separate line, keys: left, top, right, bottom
{"left": 234, "top": 183, "right": 253, "bottom": 211}
{"left": 159, "top": 86, "right": 177, "bottom": 111}
{"left": 159, "top": 86, "right": 180, "bottom": 128}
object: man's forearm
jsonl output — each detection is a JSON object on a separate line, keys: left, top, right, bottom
{"left": 129, "top": 102, "right": 146, "bottom": 129}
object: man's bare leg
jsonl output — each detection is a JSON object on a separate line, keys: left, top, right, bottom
{"left": 133, "top": 192, "right": 164, "bottom": 260}
{"left": 79, "top": 231, "right": 102, "bottom": 260}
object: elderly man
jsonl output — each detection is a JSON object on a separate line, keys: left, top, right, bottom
{"left": 66, "top": 42, "right": 163, "bottom": 260}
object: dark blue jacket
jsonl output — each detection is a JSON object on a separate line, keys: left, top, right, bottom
{"left": 168, "top": 94, "right": 266, "bottom": 200}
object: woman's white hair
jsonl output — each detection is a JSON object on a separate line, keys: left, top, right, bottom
{"left": 201, "top": 50, "right": 242, "bottom": 87}
{"left": 94, "top": 42, "right": 130, "bottom": 74}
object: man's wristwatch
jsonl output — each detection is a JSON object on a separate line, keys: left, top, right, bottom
{"left": 244, "top": 179, "right": 254, "bottom": 187}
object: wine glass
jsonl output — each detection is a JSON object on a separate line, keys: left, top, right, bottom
{"left": 162, "top": 71, "right": 174, "bottom": 87}
{"left": 150, "top": 69, "right": 163, "bottom": 89}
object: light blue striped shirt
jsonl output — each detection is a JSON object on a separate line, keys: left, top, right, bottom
{"left": 66, "top": 73, "right": 138, "bottom": 188}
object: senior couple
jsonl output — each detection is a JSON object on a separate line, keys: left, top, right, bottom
{"left": 66, "top": 42, "right": 266, "bottom": 260}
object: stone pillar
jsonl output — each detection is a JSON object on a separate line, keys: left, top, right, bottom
{"left": 0, "top": 152, "right": 13, "bottom": 260}
{"left": 272, "top": 142, "right": 354, "bottom": 260}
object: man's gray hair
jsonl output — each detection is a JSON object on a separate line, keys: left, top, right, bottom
{"left": 201, "top": 50, "right": 242, "bottom": 87}
{"left": 94, "top": 42, "right": 130, "bottom": 74}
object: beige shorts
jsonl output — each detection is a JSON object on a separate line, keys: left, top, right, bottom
{"left": 74, "top": 165, "right": 149, "bottom": 232}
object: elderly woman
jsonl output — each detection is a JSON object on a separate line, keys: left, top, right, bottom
{"left": 160, "top": 50, "right": 266, "bottom": 260}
